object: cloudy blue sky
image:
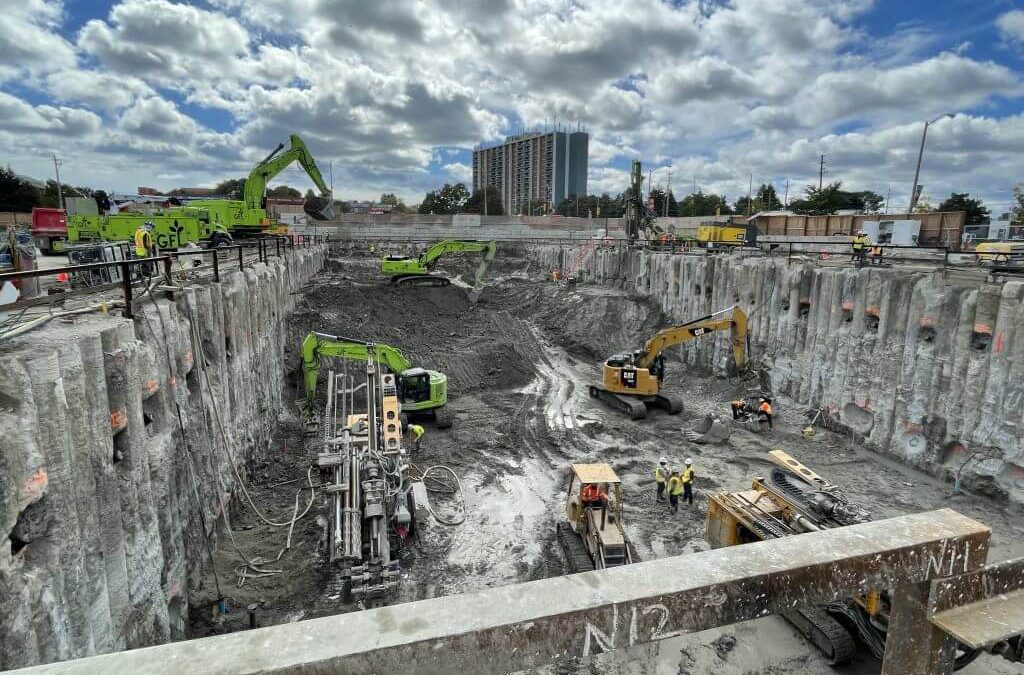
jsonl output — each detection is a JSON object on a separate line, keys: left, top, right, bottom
{"left": 2, "top": 0, "right": 1024, "bottom": 211}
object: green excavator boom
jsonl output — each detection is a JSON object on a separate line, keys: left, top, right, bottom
{"left": 380, "top": 239, "right": 496, "bottom": 287}
{"left": 243, "top": 134, "right": 334, "bottom": 219}
{"left": 299, "top": 332, "right": 450, "bottom": 427}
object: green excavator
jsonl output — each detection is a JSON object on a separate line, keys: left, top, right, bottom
{"left": 300, "top": 332, "right": 452, "bottom": 428}
{"left": 380, "top": 239, "right": 497, "bottom": 288}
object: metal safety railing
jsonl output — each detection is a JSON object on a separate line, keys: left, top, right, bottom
{"left": 0, "top": 234, "right": 328, "bottom": 319}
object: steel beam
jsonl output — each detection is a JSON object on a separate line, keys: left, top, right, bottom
{"left": 15, "top": 509, "right": 989, "bottom": 675}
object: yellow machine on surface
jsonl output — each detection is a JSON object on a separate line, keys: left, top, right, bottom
{"left": 706, "top": 449, "right": 981, "bottom": 670}
{"left": 697, "top": 222, "right": 755, "bottom": 248}
{"left": 590, "top": 305, "right": 748, "bottom": 419}
{"left": 556, "top": 464, "right": 634, "bottom": 572}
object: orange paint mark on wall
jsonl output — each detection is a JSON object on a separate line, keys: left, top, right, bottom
{"left": 168, "top": 376, "right": 177, "bottom": 388}
{"left": 865, "top": 306, "right": 880, "bottom": 317}
{"left": 841, "top": 300, "right": 853, "bottom": 311}
{"left": 143, "top": 379, "right": 159, "bottom": 395}
{"left": 23, "top": 469, "right": 48, "bottom": 499}
{"left": 994, "top": 332, "right": 1006, "bottom": 354}
{"left": 974, "top": 323, "right": 992, "bottom": 335}
{"left": 919, "top": 316, "right": 935, "bottom": 327}
{"left": 110, "top": 408, "right": 127, "bottom": 430}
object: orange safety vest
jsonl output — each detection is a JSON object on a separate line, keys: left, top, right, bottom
{"left": 759, "top": 402, "right": 772, "bottom": 415}
{"left": 582, "top": 485, "right": 601, "bottom": 502}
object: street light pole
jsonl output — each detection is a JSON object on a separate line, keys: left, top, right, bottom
{"left": 52, "top": 155, "right": 65, "bottom": 212}
{"left": 908, "top": 113, "right": 954, "bottom": 214}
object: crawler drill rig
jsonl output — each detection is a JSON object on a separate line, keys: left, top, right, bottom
{"left": 317, "top": 359, "right": 414, "bottom": 603}
{"left": 706, "top": 450, "right": 982, "bottom": 669}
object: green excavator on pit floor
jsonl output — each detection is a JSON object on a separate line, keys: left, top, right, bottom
{"left": 300, "top": 331, "right": 452, "bottom": 428}
{"left": 380, "top": 239, "right": 497, "bottom": 289}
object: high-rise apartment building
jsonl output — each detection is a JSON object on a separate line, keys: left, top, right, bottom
{"left": 472, "top": 130, "right": 588, "bottom": 215}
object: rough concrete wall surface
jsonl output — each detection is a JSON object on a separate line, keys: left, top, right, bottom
{"left": 529, "top": 245, "right": 1024, "bottom": 502}
{"left": 0, "top": 246, "right": 326, "bottom": 669}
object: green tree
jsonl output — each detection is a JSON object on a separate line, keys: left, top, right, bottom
{"left": 938, "top": 192, "right": 990, "bottom": 226}
{"left": 0, "top": 167, "right": 41, "bottom": 212}
{"left": 756, "top": 183, "right": 780, "bottom": 211}
{"left": 214, "top": 178, "right": 246, "bottom": 199}
{"left": 379, "top": 192, "right": 410, "bottom": 212}
{"left": 267, "top": 185, "right": 301, "bottom": 198}
{"left": 1012, "top": 185, "right": 1024, "bottom": 221}
{"left": 679, "top": 192, "right": 732, "bottom": 216}
{"left": 93, "top": 189, "right": 111, "bottom": 214}
{"left": 418, "top": 182, "right": 470, "bottom": 214}
{"left": 463, "top": 186, "right": 504, "bottom": 215}
{"left": 38, "top": 180, "right": 90, "bottom": 208}
{"left": 596, "top": 193, "right": 625, "bottom": 218}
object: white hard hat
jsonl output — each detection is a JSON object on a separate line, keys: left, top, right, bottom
{"left": 685, "top": 458, "right": 693, "bottom": 465}
{"left": 659, "top": 457, "right": 667, "bottom": 464}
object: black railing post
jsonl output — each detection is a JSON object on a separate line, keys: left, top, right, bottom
{"left": 238, "top": 245, "right": 244, "bottom": 271}
{"left": 163, "top": 255, "right": 172, "bottom": 284}
{"left": 275, "top": 237, "right": 281, "bottom": 257}
{"left": 120, "top": 261, "right": 133, "bottom": 319}
{"left": 213, "top": 248, "right": 220, "bottom": 281}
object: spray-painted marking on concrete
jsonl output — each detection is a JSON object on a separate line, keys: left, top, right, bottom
{"left": 110, "top": 408, "right": 127, "bottom": 430}
{"left": 23, "top": 469, "right": 47, "bottom": 499}
{"left": 583, "top": 602, "right": 694, "bottom": 656}
{"left": 926, "top": 539, "right": 974, "bottom": 578}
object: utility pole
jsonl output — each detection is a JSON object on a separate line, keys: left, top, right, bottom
{"left": 818, "top": 154, "right": 826, "bottom": 191}
{"left": 665, "top": 170, "right": 672, "bottom": 217}
{"left": 908, "top": 113, "right": 954, "bottom": 214}
{"left": 329, "top": 160, "right": 334, "bottom": 192}
{"left": 784, "top": 180, "right": 789, "bottom": 208}
{"left": 746, "top": 173, "right": 753, "bottom": 216}
{"left": 884, "top": 186, "right": 891, "bottom": 214}
{"left": 53, "top": 155, "right": 65, "bottom": 212}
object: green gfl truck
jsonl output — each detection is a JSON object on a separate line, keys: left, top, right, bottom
{"left": 68, "top": 134, "right": 334, "bottom": 249}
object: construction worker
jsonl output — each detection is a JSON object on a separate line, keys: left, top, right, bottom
{"left": 134, "top": 221, "right": 157, "bottom": 279}
{"left": 681, "top": 459, "right": 695, "bottom": 506}
{"left": 758, "top": 397, "right": 773, "bottom": 430}
{"left": 667, "top": 471, "right": 683, "bottom": 514}
{"left": 730, "top": 399, "right": 748, "bottom": 420}
{"left": 581, "top": 483, "right": 607, "bottom": 508}
{"left": 851, "top": 230, "right": 871, "bottom": 265}
{"left": 409, "top": 423, "right": 425, "bottom": 452}
{"left": 869, "top": 244, "right": 883, "bottom": 266}
{"left": 654, "top": 457, "right": 670, "bottom": 502}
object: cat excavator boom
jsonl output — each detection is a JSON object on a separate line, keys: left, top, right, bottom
{"left": 589, "top": 306, "right": 748, "bottom": 419}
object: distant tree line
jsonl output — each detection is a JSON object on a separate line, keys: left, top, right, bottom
{"left": 0, "top": 166, "right": 110, "bottom": 213}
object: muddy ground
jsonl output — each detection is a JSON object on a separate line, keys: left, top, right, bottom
{"left": 189, "top": 253, "right": 1024, "bottom": 675}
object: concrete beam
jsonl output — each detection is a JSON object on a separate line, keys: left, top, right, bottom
{"left": 16, "top": 509, "right": 989, "bottom": 675}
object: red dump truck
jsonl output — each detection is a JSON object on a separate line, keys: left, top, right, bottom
{"left": 31, "top": 207, "right": 67, "bottom": 254}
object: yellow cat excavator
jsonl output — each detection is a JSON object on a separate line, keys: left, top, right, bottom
{"left": 589, "top": 306, "right": 748, "bottom": 419}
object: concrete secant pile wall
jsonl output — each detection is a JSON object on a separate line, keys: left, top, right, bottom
{"left": 528, "top": 245, "right": 1024, "bottom": 503}
{"left": 0, "top": 246, "right": 326, "bottom": 670}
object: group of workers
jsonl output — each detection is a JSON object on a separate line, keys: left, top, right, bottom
{"left": 851, "top": 231, "right": 883, "bottom": 266}
{"left": 729, "top": 396, "right": 774, "bottom": 429}
{"left": 654, "top": 457, "right": 695, "bottom": 514}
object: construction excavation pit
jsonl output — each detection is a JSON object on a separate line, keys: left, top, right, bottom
{"left": 4, "top": 242, "right": 1024, "bottom": 675}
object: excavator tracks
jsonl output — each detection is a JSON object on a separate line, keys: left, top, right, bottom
{"left": 393, "top": 274, "right": 451, "bottom": 287}
{"left": 782, "top": 607, "right": 857, "bottom": 665}
{"left": 557, "top": 522, "right": 596, "bottom": 574}
{"left": 589, "top": 385, "right": 647, "bottom": 419}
